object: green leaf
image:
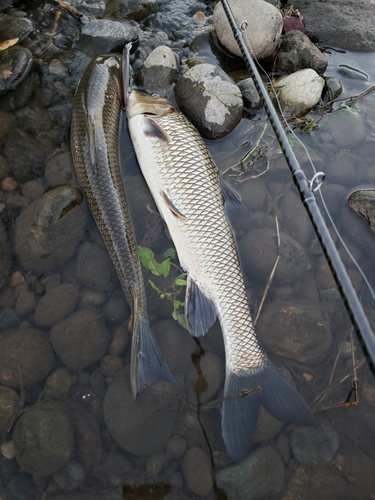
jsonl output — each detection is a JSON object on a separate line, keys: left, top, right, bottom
{"left": 148, "top": 280, "right": 162, "bottom": 294}
{"left": 173, "top": 300, "right": 184, "bottom": 310}
{"left": 150, "top": 269, "right": 161, "bottom": 276}
{"left": 172, "top": 311, "right": 178, "bottom": 321}
{"left": 158, "top": 258, "right": 171, "bottom": 278}
{"left": 176, "top": 312, "right": 188, "bottom": 330}
{"left": 174, "top": 278, "right": 187, "bottom": 286}
{"left": 163, "top": 248, "right": 176, "bottom": 259}
{"left": 138, "top": 246, "right": 158, "bottom": 272}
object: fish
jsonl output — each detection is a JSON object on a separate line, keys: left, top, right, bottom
{"left": 125, "top": 67, "right": 315, "bottom": 462}
{"left": 70, "top": 53, "right": 175, "bottom": 398}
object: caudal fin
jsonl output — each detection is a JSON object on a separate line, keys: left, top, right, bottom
{"left": 222, "top": 360, "right": 315, "bottom": 462}
{"left": 130, "top": 317, "right": 177, "bottom": 398}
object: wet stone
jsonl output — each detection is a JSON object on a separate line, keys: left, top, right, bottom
{"left": 0, "top": 386, "right": 21, "bottom": 438}
{"left": 79, "top": 287, "right": 107, "bottom": 308}
{"left": 0, "top": 46, "right": 33, "bottom": 95}
{"left": 100, "top": 355, "right": 124, "bottom": 377}
{"left": 108, "top": 325, "right": 129, "bottom": 357}
{"left": 235, "top": 178, "right": 267, "bottom": 213}
{"left": 216, "top": 446, "right": 285, "bottom": 500}
{"left": 324, "top": 76, "right": 343, "bottom": 101}
{"left": 34, "top": 283, "right": 80, "bottom": 329}
{"left": 0, "top": 309, "right": 21, "bottom": 329}
{"left": 44, "top": 151, "right": 77, "bottom": 187}
{"left": 14, "top": 186, "right": 87, "bottom": 274}
{"left": 275, "top": 31, "right": 328, "bottom": 75}
{"left": 174, "top": 63, "right": 243, "bottom": 140}
{"left": 105, "top": 0, "right": 158, "bottom": 22}
{"left": 289, "top": 417, "right": 339, "bottom": 466}
{"left": 44, "top": 368, "right": 75, "bottom": 400}
{"left": 6, "top": 472, "right": 34, "bottom": 500}
{"left": 0, "top": 71, "right": 40, "bottom": 112}
{"left": 320, "top": 107, "right": 367, "bottom": 149}
{"left": 13, "top": 402, "right": 74, "bottom": 476}
{"left": 0, "top": 328, "right": 54, "bottom": 389}
{"left": 76, "top": 242, "right": 117, "bottom": 292}
{"left": 93, "top": 450, "right": 133, "bottom": 488}
{"left": 274, "top": 69, "right": 324, "bottom": 117}
{"left": 75, "top": 19, "right": 138, "bottom": 58}
{"left": 50, "top": 309, "right": 108, "bottom": 371}
{"left": 146, "top": 452, "right": 169, "bottom": 477}
{"left": 14, "top": 281, "right": 36, "bottom": 318}
{"left": 327, "top": 151, "right": 367, "bottom": 186}
{"left": 278, "top": 190, "right": 313, "bottom": 247}
{"left": 182, "top": 447, "right": 213, "bottom": 496}
{"left": 103, "top": 293, "right": 129, "bottom": 324}
{"left": 348, "top": 190, "right": 375, "bottom": 232}
{"left": 214, "top": 0, "right": 282, "bottom": 59}
{"left": 257, "top": 300, "right": 332, "bottom": 365}
{"left": 237, "top": 78, "right": 262, "bottom": 110}
{"left": 239, "top": 228, "right": 309, "bottom": 285}
{"left": 135, "top": 45, "right": 178, "bottom": 95}
{"left": 0, "top": 14, "right": 36, "bottom": 43}
{"left": 21, "top": 179, "right": 46, "bottom": 201}
{"left": 103, "top": 368, "right": 180, "bottom": 455}
{"left": 166, "top": 436, "right": 187, "bottom": 460}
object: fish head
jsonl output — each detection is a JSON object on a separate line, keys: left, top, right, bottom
{"left": 127, "top": 89, "right": 175, "bottom": 120}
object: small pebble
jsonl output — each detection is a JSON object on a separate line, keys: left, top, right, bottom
{"left": 1, "top": 441, "right": 15, "bottom": 459}
{"left": 170, "top": 471, "right": 184, "bottom": 488}
{"left": 21, "top": 179, "right": 46, "bottom": 200}
{"left": 9, "top": 271, "right": 25, "bottom": 288}
{"left": 108, "top": 325, "right": 129, "bottom": 356}
{"left": 146, "top": 452, "right": 169, "bottom": 477}
{"left": 103, "top": 293, "right": 129, "bottom": 324}
{"left": 79, "top": 287, "right": 107, "bottom": 308}
{"left": 166, "top": 437, "right": 187, "bottom": 459}
{"left": 100, "top": 355, "right": 124, "bottom": 377}
{"left": 182, "top": 447, "right": 213, "bottom": 496}
{"left": 1, "top": 177, "right": 17, "bottom": 191}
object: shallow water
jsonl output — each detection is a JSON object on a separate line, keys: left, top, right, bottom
{"left": 1, "top": 0, "right": 375, "bottom": 499}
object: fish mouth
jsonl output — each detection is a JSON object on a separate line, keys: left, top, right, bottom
{"left": 127, "top": 89, "right": 175, "bottom": 119}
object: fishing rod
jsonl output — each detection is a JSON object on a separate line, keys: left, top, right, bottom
{"left": 220, "top": 0, "right": 375, "bottom": 366}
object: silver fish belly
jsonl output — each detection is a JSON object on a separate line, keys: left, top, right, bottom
{"left": 127, "top": 89, "right": 314, "bottom": 461}
{"left": 70, "top": 55, "right": 175, "bottom": 398}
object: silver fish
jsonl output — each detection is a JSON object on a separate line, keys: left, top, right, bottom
{"left": 126, "top": 86, "right": 315, "bottom": 461}
{"left": 70, "top": 54, "right": 175, "bottom": 398}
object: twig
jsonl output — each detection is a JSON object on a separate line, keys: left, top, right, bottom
{"left": 254, "top": 216, "right": 280, "bottom": 325}
{"left": 54, "top": 0, "right": 83, "bottom": 18}
{"left": 198, "top": 386, "right": 261, "bottom": 411}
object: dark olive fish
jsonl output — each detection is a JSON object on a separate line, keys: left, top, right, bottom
{"left": 70, "top": 54, "right": 175, "bottom": 397}
{"left": 125, "top": 63, "right": 315, "bottom": 462}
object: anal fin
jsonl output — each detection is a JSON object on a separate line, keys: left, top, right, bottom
{"left": 185, "top": 275, "right": 217, "bottom": 337}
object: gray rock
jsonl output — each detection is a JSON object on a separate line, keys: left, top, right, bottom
{"left": 0, "top": 386, "right": 21, "bottom": 438}
{"left": 0, "top": 46, "right": 33, "bottom": 95}
{"left": 75, "top": 19, "right": 139, "bottom": 58}
{"left": 237, "top": 78, "right": 262, "bottom": 110}
{"left": 214, "top": 0, "right": 282, "bottom": 59}
{"left": 4, "top": 128, "right": 46, "bottom": 184}
{"left": 319, "top": 106, "right": 366, "bottom": 149}
{"left": 105, "top": 0, "right": 158, "bottom": 22}
{"left": 44, "top": 368, "right": 75, "bottom": 400}
{"left": 44, "top": 152, "right": 77, "bottom": 187}
{"left": 275, "top": 31, "right": 328, "bottom": 75}
{"left": 14, "top": 186, "right": 87, "bottom": 274}
{"left": 76, "top": 242, "right": 117, "bottom": 292}
{"left": 186, "top": 352, "right": 224, "bottom": 404}
{"left": 216, "top": 446, "right": 285, "bottom": 500}
{"left": 14, "top": 281, "right": 36, "bottom": 318}
{"left": 21, "top": 179, "right": 46, "bottom": 201}
{"left": 50, "top": 309, "right": 108, "bottom": 371}
{"left": 239, "top": 228, "right": 309, "bottom": 284}
{"left": 103, "top": 368, "right": 179, "bottom": 455}
{"left": 0, "top": 308, "right": 21, "bottom": 329}
{"left": 0, "top": 328, "right": 54, "bottom": 389}
{"left": 0, "top": 221, "right": 10, "bottom": 288}
{"left": 103, "top": 293, "right": 129, "bottom": 324}
{"left": 166, "top": 436, "right": 187, "bottom": 459}
{"left": 348, "top": 190, "right": 375, "bottom": 232}
{"left": 274, "top": 69, "right": 324, "bottom": 117}
{"left": 175, "top": 63, "right": 243, "bottom": 140}
{"left": 13, "top": 402, "right": 74, "bottom": 476}
{"left": 289, "top": 417, "right": 339, "bottom": 466}
{"left": 0, "top": 70, "right": 40, "bottom": 112}
{"left": 291, "top": 0, "right": 375, "bottom": 52}
{"left": 182, "top": 447, "right": 213, "bottom": 496}
{"left": 327, "top": 151, "right": 367, "bottom": 186}
{"left": 257, "top": 300, "right": 332, "bottom": 365}
{"left": 34, "top": 283, "right": 80, "bottom": 329}
{"left": 0, "top": 14, "right": 36, "bottom": 43}
{"left": 324, "top": 76, "right": 343, "bottom": 101}
{"left": 278, "top": 190, "right": 313, "bottom": 247}
{"left": 135, "top": 46, "right": 178, "bottom": 95}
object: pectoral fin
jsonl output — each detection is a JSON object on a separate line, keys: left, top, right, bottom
{"left": 185, "top": 275, "right": 217, "bottom": 337}
{"left": 143, "top": 117, "right": 171, "bottom": 142}
{"left": 220, "top": 176, "right": 247, "bottom": 217}
{"left": 161, "top": 190, "right": 187, "bottom": 220}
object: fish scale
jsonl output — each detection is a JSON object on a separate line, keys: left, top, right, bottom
{"left": 127, "top": 88, "right": 315, "bottom": 461}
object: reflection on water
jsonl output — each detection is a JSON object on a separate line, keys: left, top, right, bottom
{"left": 1, "top": 0, "right": 375, "bottom": 498}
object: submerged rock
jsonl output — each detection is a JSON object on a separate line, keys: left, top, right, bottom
{"left": 257, "top": 300, "right": 331, "bottom": 365}
{"left": 175, "top": 63, "right": 243, "bottom": 140}
{"left": 275, "top": 30, "right": 328, "bottom": 75}
{"left": 14, "top": 186, "right": 87, "bottom": 274}
{"left": 50, "top": 309, "right": 108, "bottom": 371}
{"left": 0, "top": 221, "right": 10, "bottom": 288}
{"left": 103, "top": 368, "right": 179, "bottom": 455}
{"left": 0, "top": 386, "right": 21, "bottom": 438}
{"left": 216, "top": 446, "right": 285, "bottom": 500}
{"left": 274, "top": 68, "right": 324, "bottom": 117}
{"left": 182, "top": 447, "right": 213, "bottom": 496}
{"left": 319, "top": 106, "right": 366, "bottom": 149}
{"left": 75, "top": 242, "right": 117, "bottom": 292}
{"left": 348, "top": 190, "right": 375, "bottom": 232}
{"left": 34, "top": 283, "right": 79, "bottom": 329}
{"left": 105, "top": 0, "right": 158, "bottom": 22}
{"left": 214, "top": 0, "right": 282, "bottom": 59}
{"left": 0, "top": 328, "right": 54, "bottom": 389}
{"left": 13, "top": 402, "right": 74, "bottom": 476}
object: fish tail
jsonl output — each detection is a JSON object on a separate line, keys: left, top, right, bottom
{"left": 222, "top": 359, "right": 315, "bottom": 462}
{"left": 130, "top": 313, "right": 177, "bottom": 398}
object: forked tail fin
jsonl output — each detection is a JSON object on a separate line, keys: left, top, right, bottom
{"left": 130, "top": 314, "right": 177, "bottom": 398}
{"left": 222, "top": 360, "right": 315, "bottom": 462}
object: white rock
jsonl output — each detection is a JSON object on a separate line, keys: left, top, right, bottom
{"left": 274, "top": 68, "right": 325, "bottom": 117}
{"left": 144, "top": 46, "right": 177, "bottom": 69}
{"left": 214, "top": 0, "right": 283, "bottom": 59}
